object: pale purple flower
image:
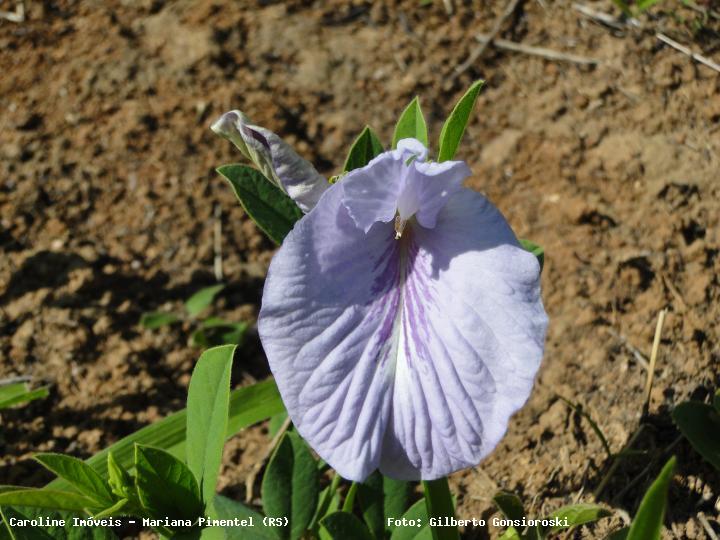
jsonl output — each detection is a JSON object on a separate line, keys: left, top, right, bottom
{"left": 211, "top": 110, "right": 328, "bottom": 212}
{"left": 257, "top": 138, "right": 548, "bottom": 481}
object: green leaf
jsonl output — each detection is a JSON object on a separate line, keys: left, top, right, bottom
{"left": 437, "top": 80, "right": 484, "bottom": 162}
{"left": 606, "top": 527, "right": 629, "bottom": 540}
{"left": 390, "top": 499, "right": 429, "bottom": 540}
{"left": 544, "top": 503, "right": 611, "bottom": 534}
{"left": 357, "top": 472, "right": 412, "bottom": 538}
{"left": 106, "top": 452, "right": 132, "bottom": 500}
{"left": 268, "top": 411, "right": 289, "bottom": 439}
{"left": 673, "top": 401, "right": 720, "bottom": 470}
{"left": 47, "top": 376, "right": 284, "bottom": 492}
{"left": 311, "top": 477, "right": 342, "bottom": 532}
{"left": 186, "top": 345, "right": 234, "bottom": 505}
{"left": 626, "top": 457, "right": 675, "bottom": 540}
{"left": 0, "top": 507, "right": 54, "bottom": 540}
{"left": 392, "top": 97, "right": 428, "bottom": 149}
{"left": 422, "top": 478, "right": 458, "bottom": 540}
{"left": 139, "top": 311, "right": 179, "bottom": 330}
{"left": 211, "top": 495, "right": 278, "bottom": 540}
{"left": 384, "top": 476, "right": 413, "bottom": 531}
{"left": 218, "top": 164, "right": 303, "bottom": 245}
{"left": 519, "top": 239, "right": 545, "bottom": 274}
{"left": 134, "top": 445, "right": 203, "bottom": 520}
{"left": 91, "top": 498, "right": 129, "bottom": 520}
{"left": 185, "top": 285, "right": 226, "bottom": 317}
{"left": 262, "top": 431, "right": 319, "bottom": 540}
{"left": 191, "top": 319, "right": 247, "bottom": 349}
{"left": 492, "top": 492, "right": 525, "bottom": 540}
{"left": 636, "top": 0, "right": 661, "bottom": 11}
{"left": 714, "top": 389, "right": 720, "bottom": 413}
{"left": 0, "top": 489, "right": 100, "bottom": 512}
{"left": 34, "top": 454, "right": 114, "bottom": 507}
{"left": 0, "top": 383, "right": 49, "bottom": 410}
{"left": 320, "top": 512, "right": 374, "bottom": 540}
{"left": 343, "top": 127, "right": 384, "bottom": 173}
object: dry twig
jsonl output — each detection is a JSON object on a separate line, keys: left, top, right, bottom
{"left": 474, "top": 34, "right": 601, "bottom": 65}
{"left": 453, "top": 0, "right": 522, "bottom": 78}
{"left": 656, "top": 32, "right": 720, "bottom": 74}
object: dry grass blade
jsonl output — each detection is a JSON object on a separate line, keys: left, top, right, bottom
{"left": 656, "top": 33, "right": 720, "bottom": 74}
{"left": 643, "top": 309, "right": 667, "bottom": 416}
{"left": 475, "top": 34, "right": 601, "bottom": 65}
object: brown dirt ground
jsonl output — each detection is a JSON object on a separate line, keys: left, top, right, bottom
{"left": 1, "top": 0, "right": 719, "bottom": 538}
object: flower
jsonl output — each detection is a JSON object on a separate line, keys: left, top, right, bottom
{"left": 257, "top": 137, "right": 548, "bottom": 481}
{"left": 211, "top": 110, "right": 328, "bottom": 212}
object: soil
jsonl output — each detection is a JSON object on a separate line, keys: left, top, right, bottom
{"left": 1, "top": 0, "right": 719, "bottom": 538}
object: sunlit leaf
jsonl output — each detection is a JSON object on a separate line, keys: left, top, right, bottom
{"left": 392, "top": 97, "right": 428, "bottom": 148}
{"left": 0, "top": 383, "right": 49, "bottom": 410}
{"left": 437, "top": 80, "right": 484, "bottom": 162}
{"left": 34, "top": 454, "right": 114, "bottom": 507}
{"left": 519, "top": 239, "right": 545, "bottom": 274}
{"left": 0, "top": 489, "right": 100, "bottom": 512}
{"left": 135, "top": 445, "right": 203, "bottom": 520}
{"left": 186, "top": 345, "right": 234, "bottom": 505}
{"left": 390, "top": 499, "right": 429, "bottom": 540}
{"left": 218, "top": 164, "right": 303, "bottom": 245}
{"left": 185, "top": 285, "right": 226, "bottom": 317}
{"left": 626, "top": 457, "right": 675, "bottom": 540}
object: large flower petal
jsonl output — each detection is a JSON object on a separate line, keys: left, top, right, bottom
{"left": 259, "top": 182, "right": 400, "bottom": 481}
{"left": 212, "top": 110, "right": 328, "bottom": 212}
{"left": 379, "top": 189, "right": 547, "bottom": 479}
{"left": 259, "top": 181, "right": 546, "bottom": 481}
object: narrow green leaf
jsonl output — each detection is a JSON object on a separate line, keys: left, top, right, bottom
{"left": 211, "top": 495, "right": 278, "bottom": 540}
{"left": 47, "top": 378, "right": 284, "bottom": 491}
{"left": 0, "top": 489, "right": 100, "bottom": 512}
{"left": 492, "top": 492, "right": 525, "bottom": 540}
{"left": 342, "top": 482, "right": 358, "bottom": 513}
{"left": 358, "top": 472, "right": 412, "bottom": 538}
{"left": 106, "top": 453, "right": 132, "bottom": 500}
{"left": 139, "top": 311, "right": 179, "bottom": 330}
{"left": 135, "top": 445, "right": 203, "bottom": 520}
{"left": 191, "top": 320, "right": 247, "bottom": 349}
{"left": 545, "top": 503, "right": 611, "bottom": 533}
{"left": 268, "top": 411, "right": 289, "bottom": 439}
{"left": 390, "top": 499, "right": 429, "bottom": 540}
{"left": 311, "top": 476, "right": 342, "bottom": 532}
{"left": 626, "top": 457, "right": 676, "bottom": 540}
{"left": 357, "top": 472, "right": 384, "bottom": 538}
{"left": 392, "top": 97, "right": 428, "bottom": 149}
{"left": 0, "top": 388, "right": 49, "bottom": 410}
{"left": 422, "top": 478, "right": 458, "bottom": 540}
{"left": 636, "top": 0, "right": 661, "bottom": 11}
{"left": 186, "top": 345, "right": 234, "bottom": 505}
{"left": 0, "top": 383, "right": 29, "bottom": 403}
{"left": 185, "top": 285, "right": 226, "bottom": 317}
{"left": 437, "top": 80, "right": 484, "bottom": 162}
{"left": 262, "top": 431, "right": 319, "bottom": 540}
{"left": 34, "top": 454, "right": 114, "bottom": 506}
{"left": 519, "top": 239, "right": 545, "bottom": 274}
{"left": 673, "top": 402, "right": 720, "bottom": 470}
{"left": 218, "top": 164, "right": 303, "bottom": 245}
{"left": 343, "top": 127, "right": 384, "bottom": 173}
{"left": 320, "top": 512, "right": 373, "bottom": 540}
{"left": 0, "top": 507, "right": 54, "bottom": 540}
{"left": 384, "top": 476, "right": 413, "bottom": 531}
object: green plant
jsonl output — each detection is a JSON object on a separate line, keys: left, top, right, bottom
{"left": 140, "top": 284, "right": 248, "bottom": 348}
